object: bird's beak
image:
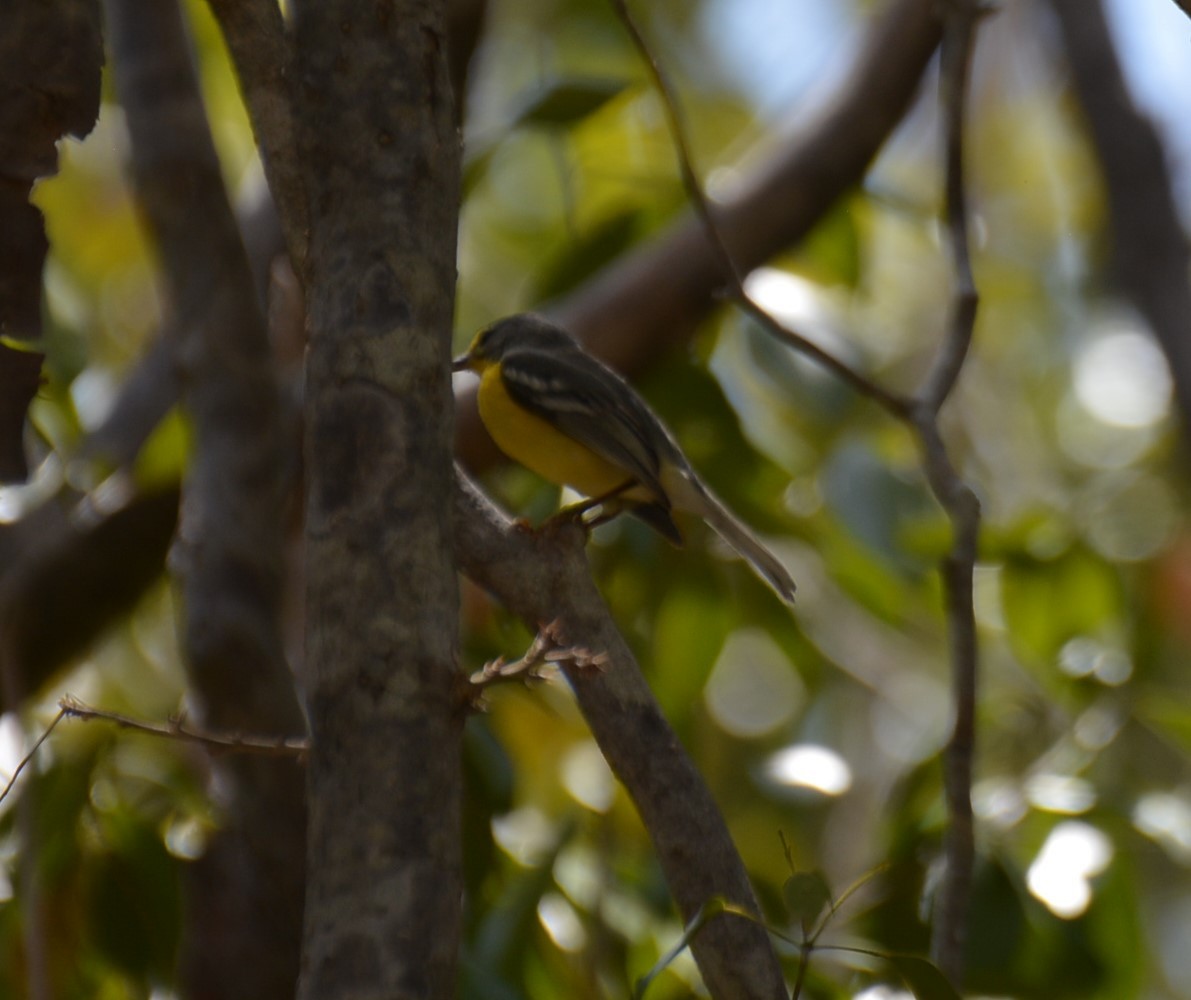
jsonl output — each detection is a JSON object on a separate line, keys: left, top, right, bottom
{"left": 451, "top": 352, "right": 472, "bottom": 373}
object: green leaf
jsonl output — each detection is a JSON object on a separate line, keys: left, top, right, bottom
{"left": 0, "top": 334, "right": 47, "bottom": 353}
{"left": 888, "top": 954, "right": 962, "bottom": 1000}
{"left": 783, "top": 870, "right": 832, "bottom": 932}
{"left": 512, "top": 78, "right": 628, "bottom": 128}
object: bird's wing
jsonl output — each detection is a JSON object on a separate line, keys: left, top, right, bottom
{"left": 499, "top": 346, "right": 673, "bottom": 501}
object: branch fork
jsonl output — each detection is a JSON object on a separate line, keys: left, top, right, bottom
{"left": 468, "top": 619, "right": 609, "bottom": 688}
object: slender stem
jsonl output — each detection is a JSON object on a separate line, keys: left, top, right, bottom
{"left": 609, "top": 0, "right": 985, "bottom": 986}
{"left": 0, "top": 710, "right": 65, "bottom": 808}
{"left": 607, "top": 0, "right": 911, "bottom": 419}
{"left": 915, "top": 1, "right": 985, "bottom": 983}
{"left": 917, "top": 9, "right": 980, "bottom": 413}
{"left": 58, "top": 695, "right": 309, "bottom": 756}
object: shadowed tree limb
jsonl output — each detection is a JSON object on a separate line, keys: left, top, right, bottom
{"left": 0, "top": 486, "right": 180, "bottom": 715}
{"left": 0, "top": 0, "right": 102, "bottom": 481}
{"left": 204, "top": 0, "right": 309, "bottom": 275}
{"left": 453, "top": 473, "right": 789, "bottom": 1000}
{"left": 105, "top": 0, "right": 308, "bottom": 996}
{"left": 1047, "top": 0, "right": 1191, "bottom": 457}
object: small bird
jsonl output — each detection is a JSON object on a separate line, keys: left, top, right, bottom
{"left": 453, "top": 315, "right": 796, "bottom": 604}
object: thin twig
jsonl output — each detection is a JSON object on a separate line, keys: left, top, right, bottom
{"left": 607, "top": 0, "right": 911, "bottom": 419}
{"left": 609, "top": 0, "right": 985, "bottom": 987}
{"left": 607, "top": 0, "right": 743, "bottom": 291}
{"left": 469, "top": 620, "right": 608, "bottom": 686}
{"left": 58, "top": 695, "right": 309, "bottom": 756}
{"left": 0, "top": 709, "right": 67, "bottom": 808}
{"left": 917, "top": 6, "right": 982, "bottom": 413}
{"left": 791, "top": 946, "right": 811, "bottom": 1000}
{"left": 916, "top": 2, "right": 985, "bottom": 983}
{"left": 735, "top": 293, "right": 911, "bottom": 417}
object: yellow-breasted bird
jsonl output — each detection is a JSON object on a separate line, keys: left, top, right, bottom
{"left": 453, "top": 314, "right": 796, "bottom": 604}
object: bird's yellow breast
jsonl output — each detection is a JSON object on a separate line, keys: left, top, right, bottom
{"left": 477, "top": 367, "right": 652, "bottom": 502}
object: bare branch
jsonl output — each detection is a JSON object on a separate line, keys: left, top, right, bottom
{"left": 205, "top": 0, "right": 309, "bottom": 274}
{"left": 454, "top": 472, "right": 788, "bottom": 1000}
{"left": 916, "top": 8, "right": 982, "bottom": 414}
{"left": 468, "top": 620, "right": 608, "bottom": 686}
{"left": 58, "top": 694, "right": 309, "bottom": 754}
{"left": 607, "top": 0, "right": 911, "bottom": 418}
{"left": 734, "top": 293, "right": 912, "bottom": 417}
{"left": 0, "top": 709, "right": 65, "bottom": 809}
{"left": 913, "top": 2, "right": 986, "bottom": 982}
{"left": 606, "top": 0, "right": 744, "bottom": 292}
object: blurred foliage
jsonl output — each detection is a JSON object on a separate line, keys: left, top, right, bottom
{"left": 3, "top": 0, "right": 1191, "bottom": 997}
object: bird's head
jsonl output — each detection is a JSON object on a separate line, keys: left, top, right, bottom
{"left": 452, "top": 314, "right": 578, "bottom": 373}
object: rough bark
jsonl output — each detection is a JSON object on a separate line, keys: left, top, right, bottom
{"left": 293, "top": 0, "right": 464, "bottom": 996}
{"left": 0, "top": 0, "right": 102, "bottom": 481}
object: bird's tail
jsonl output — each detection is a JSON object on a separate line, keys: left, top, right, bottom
{"left": 671, "top": 473, "right": 796, "bottom": 604}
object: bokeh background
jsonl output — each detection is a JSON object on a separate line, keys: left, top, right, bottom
{"left": 4, "top": 0, "right": 1191, "bottom": 996}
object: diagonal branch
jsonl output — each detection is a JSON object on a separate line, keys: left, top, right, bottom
{"left": 453, "top": 472, "right": 788, "bottom": 1000}
{"left": 205, "top": 0, "right": 309, "bottom": 275}
{"left": 607, "top": 0, "right": 910, "bottom": 417}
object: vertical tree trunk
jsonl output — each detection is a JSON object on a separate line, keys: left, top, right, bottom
{"left": 294, "top": 1, "right": 464, "bottom": 996}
